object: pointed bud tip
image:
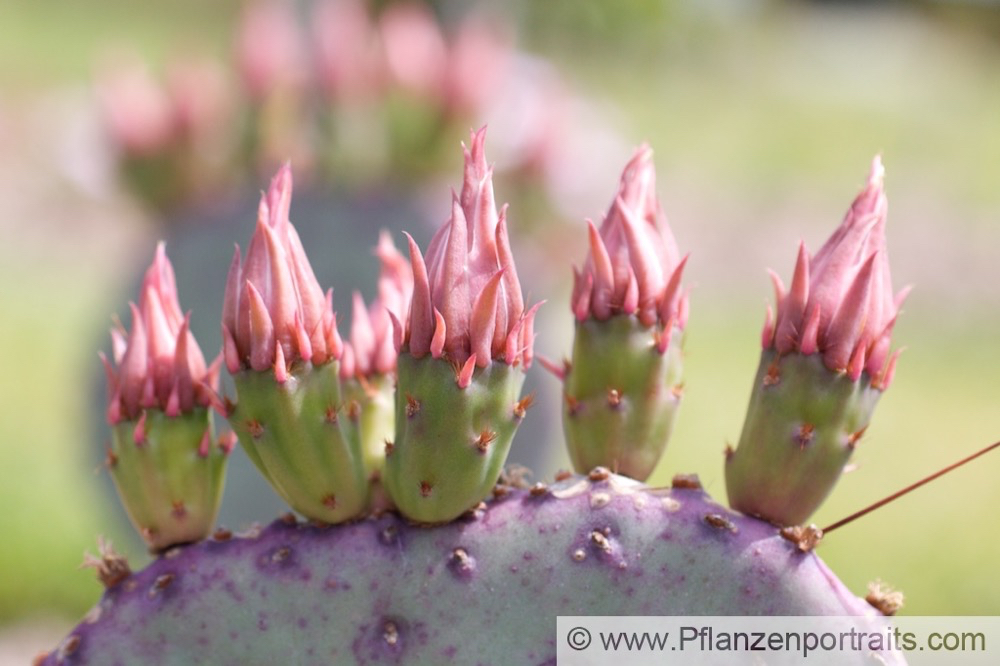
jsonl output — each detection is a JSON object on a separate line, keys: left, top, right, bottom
{"left": 869, "top": 154, "right": 885, "bottom": 188}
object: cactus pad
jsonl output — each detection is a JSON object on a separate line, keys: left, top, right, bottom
{"left": 42, "top": 473, "right": 886, "bottom": 665}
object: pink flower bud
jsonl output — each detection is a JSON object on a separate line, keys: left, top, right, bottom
{"left": 404, "top": 127, "right": 538, "bottom": 368}
{"left": 443, "top": 15, "right": 512, "bottom": 117}
{"left": 96, "top": 58, "right": 175, "bottom": 157}
{"left": 378, "top": 2, "right": 448, "bottom": 100}
{"left": 342, "top": 232, "right": 414, "bottom": 379}
{"left": 764, "top": 156, "right": 908, "bottom": 387}
{"left": 222, "top": 164, "right": 341, "bottom": 378}
{"left": 311, "top": 0, "right": 384, "bottom": 103}
{"left": 375, "top": 230, "right": 414, "bottom": 327}
{"left": 103, "top": 244, "right": 220, "bottom": 423}
{"left": 571, "top": 144, "right": 688, "bottom": 330}
{"left": 235, "top": 0, "right": 309, "bottom": 101}
{"left": 165, "top": 57, "right": 232, "bottom": 142}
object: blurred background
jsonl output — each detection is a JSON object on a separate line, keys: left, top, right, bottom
{"left": 3, "top": 0, "right": 1000, "bottom": 660}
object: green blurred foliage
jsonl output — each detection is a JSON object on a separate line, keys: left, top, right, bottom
{"left": 0, "top": 256, "right": 137, "bottom": 623}
{"left": 0, "top": 1, "right": 240, "bottom": 89}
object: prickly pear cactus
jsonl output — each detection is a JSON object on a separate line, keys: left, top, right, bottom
{"left": 40, "top": 474, "right": 886, "bottom": 666}
{"left": 46, "top": 142, "right": 918, "bottom": 665}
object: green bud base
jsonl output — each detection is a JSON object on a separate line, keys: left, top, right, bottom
{"left": 109, "top": 408, "right": 226, "bottom": 552}
{"left": 230, "top": 362, "right": 369, "bottom": 524}
{"left": 341, "top": 373, "right": 395, "bottom": 480}
{"left": 726, "top": 350, "right": 882, "bottom": 526}
{"left": 383, "top": 355, "right": 525, "bottom": 523}
{"left": 563, "top": 316, "right": 683, "bottom": 481}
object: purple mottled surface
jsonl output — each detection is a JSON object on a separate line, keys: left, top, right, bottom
{"left": 41, "top": 475, "right": 881, "bottom": 665}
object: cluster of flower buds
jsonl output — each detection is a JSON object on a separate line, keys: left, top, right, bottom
{"left": 234, "top": 0, "right": 514, "bottom": 177}
{"left": 97, "top": 58, "right": 230, "bottom": 160}
{"left": 96, "top": 0, "right": 630, "bottom": 224}
{"left": 237, "top": 0, "right": 512, "bottom": 117}
{"left": 99, "top": 127, "right": 910, "bottom": 545}
{"left": 95, "top": 54, "right": 233, "bottom": 210}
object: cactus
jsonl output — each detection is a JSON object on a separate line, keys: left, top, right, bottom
{"left": 726, "top": 156, "right": 908, "bottom": 526}
{"left": 547, "top": 145, "right": 688, "bottom": 481}
{"left": 221, "top": 165, "right": 369, "bottom": 524}
{"left": 45, "top": 146, "right": 934, "bottom": 664}
{"left": 382, "top": 128, "right": 541, "bottom": 522}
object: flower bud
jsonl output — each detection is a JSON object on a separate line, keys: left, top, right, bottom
{"left": 101, "top": 244, "right": 227, "bottom": 551}
{"left": 727, "top": 156, "right": 909, "bottom": 526}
